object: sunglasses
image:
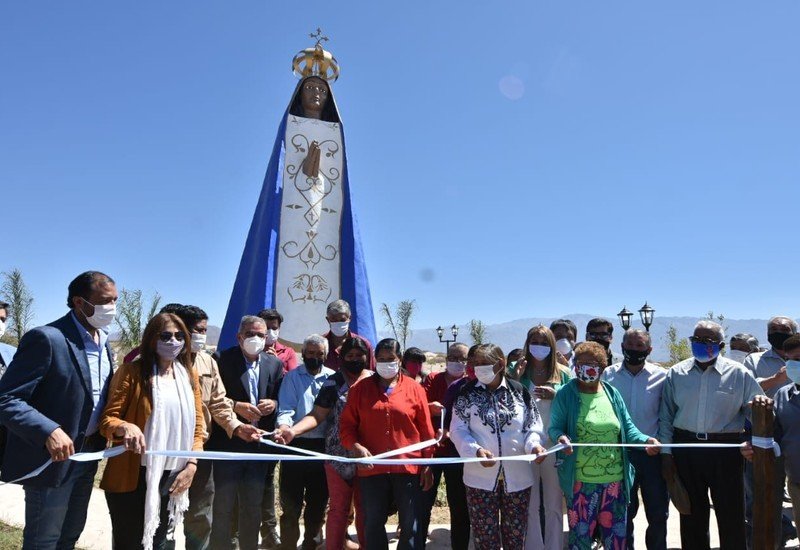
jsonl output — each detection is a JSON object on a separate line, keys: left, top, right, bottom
{"left": 158, "top": 331, "right": 186, "bottom": 343}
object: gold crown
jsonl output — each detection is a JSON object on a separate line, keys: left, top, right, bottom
{"left": 292, "top": 28, "right": 340, "bottom": 82}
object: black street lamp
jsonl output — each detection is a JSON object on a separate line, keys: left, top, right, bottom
{"left": 617, "top": 306, "right": 634, "bottom": 331}
{"left": 639, "top": 302, "right": 655, "bottom": 332}
{"left": 436, "top": 324, "right": 459, "bottom": 353}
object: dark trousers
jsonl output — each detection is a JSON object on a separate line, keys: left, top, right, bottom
{"left": 259, "top": 461, "right": 279, "bottom": 542}
{"left": 184, "top": 459, "right": 214, "bottom": 550}
{"left": 278, "top": 438, "right": 329, "bottom": 550}
{"left": 359, "top": 473, "right": 426, "bottom": 550}
{"left": 22, "top": 460, "right": 98, "bottom": 550}
{"left": 420, "top": 463, "right": 469, "bottom": 550}
{"left": 211, "top": 460, "right": 270, "bottom": 550}
{"left": 626, "top": 450, "right": 669, "bottom": 550}
{"left": 105, "top": 467, "right": 171, "bottom": 550}
{"left": 673, "top": 444, "right": 746, "bottom": 550}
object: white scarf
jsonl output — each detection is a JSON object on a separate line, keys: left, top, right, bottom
{"left": 142, "top": 362, "right": 195, "bottom": 550}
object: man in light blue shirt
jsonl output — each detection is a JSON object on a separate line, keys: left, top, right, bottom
{"left": 0, "top": 301, "right": 16, "bottom": 378}
{"left": 276, "top": 334, "right": 334, "bottom": 550}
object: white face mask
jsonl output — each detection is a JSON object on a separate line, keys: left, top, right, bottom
{"left": 446, "top": 361, "right": 466, "bottom": 377}
{"left": 556, "top": 338, "right": 573, "bottom": 356}
{"left": 242, "top": 336, "right": 265, "bottom": 356}
{"left": 528, "top": 344, "right": 551, "bottom": 361}
{"left": 726, "top": 349, "right": 748, "bottom": 364}
{"left": 191, "top": 333, "right": 207, "bottom": 353}
{"left": 157, "top": 339, "right": 184, "bottom": 361}
{"left": 83, "top": 300, "right": 116, "bottom": 330}
{"left": 474, "top": 364, "right": 498, "bottom": 385}
{"left": 376, "top": 361, "right": 400, "bottom": 380}
{"left": 329, "top": 321, "right": 349, "bottom": 337}
{"left": 0, "top": 319, "right": 5, "bottom": 339}
{"left": 265, "top": 329, "right": 279, "bottom": 345}
{"left": 786, "top": 360, "right": 800, "bottom": 383}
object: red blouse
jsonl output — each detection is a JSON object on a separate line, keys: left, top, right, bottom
{"left": 339, "top": 373, "right": 435, "bottom": 476}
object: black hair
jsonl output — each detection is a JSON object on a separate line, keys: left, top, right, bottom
{"left": 340, "top": 337, "right": 370, "bottom": 359}
{"left": 176, "top": 305, "right": 209, "bottom": 332}
{"left": 402, "top": 347, "right": 426, "bottom": 364}
{"left": 0, "top": 301, "right": 9, "bottom": 312}
{"left": 586, "top": 318, "right": 614, "bottom": 335}
{"left": 257, "top": 308, "right": 284, "bottom": 325}
{"left": 507, "top": 348, "right": 524, "bottom": 363}
{"left": 784, "top": 335, "right": 800, "bottom": 354}
{"left": 550, "top": 319, "right": 577, "bottom": 339}
{"left": 376, "top": 338, "right": 402, "bottom": 359}
{"left": 159, "top": 303, "right": 184, "bottom": 315}
{"left": 66, "top": 271, "right": 114, "bottom": 308}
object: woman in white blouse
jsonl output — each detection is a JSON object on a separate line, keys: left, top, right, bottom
{"left": 450, "top": 343, "right": 546, "bottom": 550}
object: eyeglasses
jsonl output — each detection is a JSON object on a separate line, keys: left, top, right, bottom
{"left": 158, "top": 331, "right": 185, "bottom": 343}
{"left": 587, "top": 332, "right": 612, "bottom": 340}
{"left": 689, "top": 336, "right": 721, "bottom": 345}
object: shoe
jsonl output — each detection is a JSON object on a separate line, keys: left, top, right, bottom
{"left": 259, "top": 530, "right": 281, "bottom": 550}
{"left": 343, "top": 539, "right": 360, "bottom": 550}
{"left": 300, "top": 539, "right": 318, "bottom": 550}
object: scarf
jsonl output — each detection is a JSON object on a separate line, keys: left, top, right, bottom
{"left": 142, "top": 361, "right": 195, "bottom": 550}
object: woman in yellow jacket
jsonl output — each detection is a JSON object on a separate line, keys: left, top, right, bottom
{"left": 100, "top": 312, "right": 205, "bottom": 550}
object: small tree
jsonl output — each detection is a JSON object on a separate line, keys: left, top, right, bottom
{"left": 115, "top": 289, "right": 161, "bottom": 355}
{"left": 666, "top": 324, "right": 692, "bottom": 366}
{"left": 380, "top": 299, "right": 416, "bottom": 350}
{"left": 469, "top": 319, "right": 486, "bottom": 345}
{"left": 1, "top": 268, "right": 35, "bottom": 345}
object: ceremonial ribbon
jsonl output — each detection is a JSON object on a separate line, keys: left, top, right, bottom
{"left": 751, "top": 436, "right": 781, "bottom": 457}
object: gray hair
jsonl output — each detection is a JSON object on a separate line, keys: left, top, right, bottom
{"left": 326, "top": 299, "right": 351, "bottom": 317}
{"left": 238, "top": 315, "right": 266, "bottom": 334}
{"left": 622, "top": 328, "right": 651, "bottom": 347}
{"left": 302, "top": 333, "right": 329, "bottom": 355}
{"left": 694, "top": 320, "right": 725, "bottom": 342}
{"left": 768, "top": 316, "right": 798, "bottom": 333}
{"left": 731, "top": 332, "right": 760, "bottom": 352}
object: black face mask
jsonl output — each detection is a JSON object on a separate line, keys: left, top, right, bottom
{"left": 768, "top": 332, "right": 793, "bottom": 351}
{"left": 342, "top": 360, "right": 366, "bottom": 375}
{"left": 304, "top": 357, "right": 323, "bottom": 372}
{"left": 622, "top": 348, "right": 649, "bottom": 366}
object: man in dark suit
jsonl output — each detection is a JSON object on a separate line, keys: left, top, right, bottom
{"left": 208, "top": 315, "right": 284, "bottom": 550}
{"left": 0, "top": 271, "right": 117, "bottom": 549}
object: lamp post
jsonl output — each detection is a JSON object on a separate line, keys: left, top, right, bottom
{"left": 436, "top": 324, "right": 459, "bottom": 353}
{"left": 639, "top": 302, "right": 655, "bottom": 332}
{"left": 617, "top": 306, "right": 634, "bottom": 331}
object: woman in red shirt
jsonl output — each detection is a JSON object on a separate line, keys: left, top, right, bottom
{"left": 340, "top": 338, "right": 435, "bottom": 550}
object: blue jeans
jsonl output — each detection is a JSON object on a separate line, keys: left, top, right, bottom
{"left": 359, "top": 473, "right": 425, "bottom": 550}
{"left": 210, "top": 460, "right": 269, "bottom": 550}
{"left": 626, "top": 450, "right": 669, "bottom": 550}
{"left": 22, "top": 460, "right": 98, "bottom": 550}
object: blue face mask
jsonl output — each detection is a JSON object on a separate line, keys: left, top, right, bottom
{"left": 692, "top": 341, "right": 721, "bottom": 363}
{"left": 785, "top": 360, "right": 800, "bottom": 383}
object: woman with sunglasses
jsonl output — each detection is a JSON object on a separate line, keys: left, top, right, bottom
{"left": 518, "top": 325, "right": 571, "bottom": 550}
{"left": 549, "top": 341, "right": 660, "bottom": 550}
{"left": 99, "top": 313, "right": 204, "bottom": 550}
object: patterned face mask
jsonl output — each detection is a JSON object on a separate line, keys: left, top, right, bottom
{"left": 576, "top": 364, "right": 601, "bottom": 383}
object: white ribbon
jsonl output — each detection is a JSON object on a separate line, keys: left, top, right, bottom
{"left": 751, "top": 436, "right": 781, "bottom": 457}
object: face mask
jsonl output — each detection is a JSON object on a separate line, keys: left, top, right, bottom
{"left": 622, "top": 348, "right": 649, "bottom": 366}
{"left": 242, "top": 336, "right": 265, "bottom": 356}
{"left": 556, "top": 338, "right": 573, "bottom": 356}
{"left": 590, "top": 337, "right": 611, "bottom": 350}
{"left": 304, "top": 357, "right": 323, "bottom": 372}
{"left": 156, "top": 339, "right": 184, "bottom": 361}
{"left": 446, "top": 361, "right": 466, "bottom": 377}
{"left": 474, "top": 364, "right": 498, "bottom": 385}
{"left": 404, "top": 361, "right": 422, "bottom": 379}
{"left": 769, "top": 332, "right": 793, "bottom": 351}
{"left": 265, "top": 329, "right": 279, "bottom": 345}
{"left": 376, "top": 361, "right": 400, "bottom": 380}
{"left": 692, "top": 341, "right": 721, "bottom": 363}
{"left": 528, "top": 344, "right": 551, "bottom": 361}
{"left": 330, "top": 321, "right": 349, "bottom": 337}
{"left": 83, "top": 300, "right": 116, "bottom": 329}
{"left": 342, "top": 359, "right": 366, "bottom": 375}
{"left": 0, "top": 319, "right": 5, "bottom": 339}
{"left": 785, "top": 360, "right": 800, "bottom": 383}
{"left": 191, "top": 333, "right": 207, "bottom": 353}
{"left": 576, "top": 364, "right": 601, "bottom": 383}
{"left": 726, "top": 349, "right": 748, "bottom": 364}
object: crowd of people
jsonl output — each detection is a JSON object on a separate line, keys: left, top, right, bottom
{"left": 0, "top": 270, "right": 797, "bottom": 550}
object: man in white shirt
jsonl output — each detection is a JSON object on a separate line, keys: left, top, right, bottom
{"left": 602, "top": 328, "right": 667, "bottom": 550}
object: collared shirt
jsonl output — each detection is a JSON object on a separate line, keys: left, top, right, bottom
{"left": 744, "top": 348, "right": 790, "bottom": 398}
{"left": 658, "top": 356, "right": 763, "bottom": 452}
{"left": 70, "top": 313, "right": 112, "bottom": 434}
{"left": 323, "top": 331, "right": 376, "bottom": 372}
{"left": 601, "top": 361, "right": 666, "bottom": 438}
{"left": 774, "top": 383, "right": 800, "bottom": 483}
{"left": 276, "top": 363, "right": 334, "bottom": 439}
{"left": 269, "top": 341, "right": 299, "bottom": 373}
{"left": 246, "top": 357, "right": 260, "bottom": 406}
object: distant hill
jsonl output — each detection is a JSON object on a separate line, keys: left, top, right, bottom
{"left": 379, "top": 315, "right": 781, "bottom": 362}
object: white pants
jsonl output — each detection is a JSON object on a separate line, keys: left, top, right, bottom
{"left": 525, "top": 452, "right": 564, "bottom": 550}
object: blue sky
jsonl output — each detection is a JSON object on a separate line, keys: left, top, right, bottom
{"left": 2, "top": 2, "right": 799, "bottom": 332}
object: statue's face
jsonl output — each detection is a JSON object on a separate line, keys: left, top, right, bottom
{"left": 301, "top": 77, "right": 328, "bottom": 118}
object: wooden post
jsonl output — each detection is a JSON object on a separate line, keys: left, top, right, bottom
{"left": 752, "top": 399, "right": 776, "bottom": 550}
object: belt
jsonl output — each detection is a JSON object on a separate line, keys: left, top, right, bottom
{"left": 673, "top": 428, "right": 743, "bottom": 443}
